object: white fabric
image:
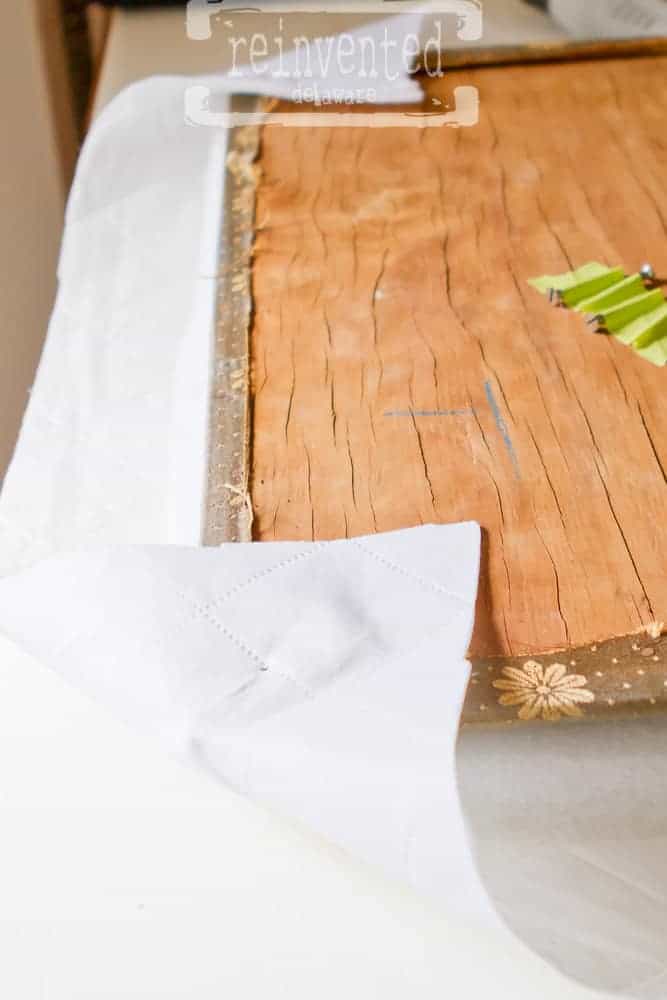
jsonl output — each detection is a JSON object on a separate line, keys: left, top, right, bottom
{"left": 0, "top": 77, "right": 226, "bottom": 571}
{"left": 0, "top": 630, "right": 600, "bottom": 1000}
{"left": 0, "top": 523, "right": 493, "bottom": 924}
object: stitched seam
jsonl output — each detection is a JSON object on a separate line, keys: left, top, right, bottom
{"left": 350, "top": 540, "right": 470, "bottom": 606}
{"left": 199, "top": 545, "right": 326, "bottom": 612}
{"left": 186, "top": 596, "right": 467, "bottom": 704}
{"left": 178, "top": 591, "right": 315, "bottom": 699}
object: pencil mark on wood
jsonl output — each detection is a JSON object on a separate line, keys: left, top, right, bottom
{"left": 484, "top": 380, "right": 521, "bottom": 480}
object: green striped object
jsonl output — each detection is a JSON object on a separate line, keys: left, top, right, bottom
{"left": 528, "top": 262, "right": 667, "bottom": 367}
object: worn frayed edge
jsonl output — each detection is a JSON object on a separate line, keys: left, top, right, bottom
{"left": 204, "top": 102, "right": 263, "bottom": 545}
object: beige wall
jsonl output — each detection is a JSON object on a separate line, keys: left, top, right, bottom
{"left": 0, "top": 2, "right": 73, "bottom": 478}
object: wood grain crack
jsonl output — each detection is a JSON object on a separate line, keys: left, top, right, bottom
{"left": 248, "top": 60, "right": 667, "bottom": 656}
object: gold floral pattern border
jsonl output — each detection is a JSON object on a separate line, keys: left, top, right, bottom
{"left": 463, "top": 628, "right": 667, "bottom": 726}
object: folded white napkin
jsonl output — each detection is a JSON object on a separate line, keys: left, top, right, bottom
{"left": 0, "top": 522, "right": 495, "bottom": 924}
{"left": 0, "top": 624, "right": 598, "bottom": 1000}
{"left": 0, "top": 519, "right": 611, "bottom": 999}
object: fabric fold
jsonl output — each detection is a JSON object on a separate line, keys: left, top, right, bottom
{"left": 0, "top": 522, "right": 496, "bottom": 924}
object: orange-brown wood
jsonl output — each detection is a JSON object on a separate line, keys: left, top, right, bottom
{"left": 249, "top": 56, "right": 667, "bottom": 659}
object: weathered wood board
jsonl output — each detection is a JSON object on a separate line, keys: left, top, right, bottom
{"left": 248, "top": 56, "right": 667, "bottom": 663}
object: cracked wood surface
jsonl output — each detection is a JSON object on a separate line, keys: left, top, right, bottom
{"left": 248, "top": 57, "right": 667, "bottom": 659}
